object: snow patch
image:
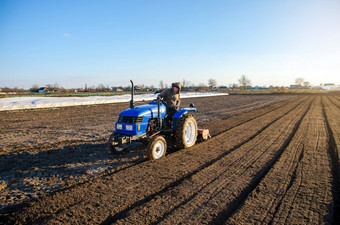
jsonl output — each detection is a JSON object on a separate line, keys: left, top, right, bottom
{"left": 0, "top": 92, "right": 228, "bottom": 111}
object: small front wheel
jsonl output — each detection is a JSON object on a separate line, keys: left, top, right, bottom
{"left": 108, "top": 132, "right": 126, "bottom": 154}
{"left": 146, "top": 136, "right": 167, "bottom": 160}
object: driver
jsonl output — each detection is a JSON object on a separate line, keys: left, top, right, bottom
{"left": 157, "top": 82, "right": 181, "bottom": 122}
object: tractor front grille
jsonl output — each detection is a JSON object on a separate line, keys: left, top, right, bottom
{"left": 118, "top": 116, "right": 144, "bottom": 124}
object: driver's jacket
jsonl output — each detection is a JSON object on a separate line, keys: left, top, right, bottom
{"left": 158, "top": 88, "right": 180, "bottom": 109}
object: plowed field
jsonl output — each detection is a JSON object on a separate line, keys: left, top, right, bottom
{"left": 1, "top": 94, "right": 339, "bottom": 224}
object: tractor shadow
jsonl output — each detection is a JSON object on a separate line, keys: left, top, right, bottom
{"left": 0, "top": 137, "right": 183, "bottom": 211}
{"left": 0, "top": 141, "right": 148, "bottom": 210}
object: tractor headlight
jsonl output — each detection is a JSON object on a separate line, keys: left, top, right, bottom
{"left": 125, "top": 125, "right": 133, "bottom": 131}
{"left": 116, "top": 124, "right": 123, "bottom": 130}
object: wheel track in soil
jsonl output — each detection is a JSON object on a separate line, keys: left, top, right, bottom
{"left": 202, "top": 95, "right": 308, "bottom": 137}
{"left": 332, "top": 95, "right": 340, "bottom": 104}
{"left": 107, "top": 96, "right": 313, "bottom": 225}
{"left": 0, "top": 96, "right": 312, "bottom": 224}
{"left": 327, "top": 94, "right": 340, "bottom": 111}
{"left": 1, "top": 96, "right": 300, "bottom": 156}
{"left": 154, "top": 97, "right": 313, "bottom": 225}
{"left": 105, "top": 96, "right": 313, "bottom": 225}
{"left": 225, "top": 104, "right": 310, "bottom": 224}
{"left": 226, "top": 96, "right": 337, "bottom": 224}
{"left": 194, "top": 96, "right": 291, "bottom": 124}
{"left": 0, "top": 96, "right": 306, "bottom": 222}
{"left": 0, "top": 96, "right": 301, "bottom": 170}
{"left": 0, "top": 97, "right": 303, "bottom": 195}
{"left": 0, "top": 96, "right": 303, "bottom": 213}
{"left": 322, "top": 95, "right": 340, "bottom": 224}
{"left": 1, "top": 95, "right": 291, "bottom": 155}
{"left": 272, "top": 96, "right": 335, "bottom": 224}
{"left": 324, "top": 95, "right": 340, "bottom": 169}
{"left": 0, "top": 138, "right": 108, "bottom": 157}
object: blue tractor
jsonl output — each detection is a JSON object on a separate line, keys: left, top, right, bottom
{"left": 108, "top": 80, "right": 199, "bottom": 160}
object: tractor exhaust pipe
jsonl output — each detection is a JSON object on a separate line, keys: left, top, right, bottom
{"left": 130, "top": 80, "right": 134, "bottom": 108}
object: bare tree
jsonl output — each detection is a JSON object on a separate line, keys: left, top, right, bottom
{"left": 303, "top": 81, "right": 310, "bottom": 87}
{"left": 295, "top": 77, "right": 305, "bottom": 86}
{"left": 238, "top": 75, "right": 251, "bottom": 90}
{"left": 182, "top": 79, "right": 187, "bottom": 87}
{"left": 229, "top": 83, "right": 239, "bottom": 91}
{"left": 97, "top": 84, "right": 106, "bottom": 91}
{"left": 198, "top": 83, "right": 206, "bottom": 87}
{"left": 159, "top": 80, "right": 164, "bottom": 89}
{"left": 182, "top": 79, "right": 186, "bottom": 89}
{"left": 53, "top": 82, "right": 60, "bottom": 89}
{"left": 140, "top": 84, "right": 145, "bottom": 91}
{"left": 208, "top": 78, "right": 217, "bottom": 90}
{"left": 31, "top": 84, "right": 39, "bottom": 89}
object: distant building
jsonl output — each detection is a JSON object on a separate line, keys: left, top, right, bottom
{"left": 323, "top": 83, "right": 334, "bottom": 86}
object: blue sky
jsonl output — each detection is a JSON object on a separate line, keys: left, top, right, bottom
{"left": 0, "top": 0, "right": 339, "bottom": 89}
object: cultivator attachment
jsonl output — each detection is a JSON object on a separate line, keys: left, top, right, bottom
{"left": 197, "top": 129, "right": 211, "bottom": 143}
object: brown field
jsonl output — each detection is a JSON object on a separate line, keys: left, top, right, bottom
{"left": 0, "top": 94, "right": 339, "bottom": 224}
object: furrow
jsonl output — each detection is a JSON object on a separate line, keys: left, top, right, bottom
{"left": 226, "top": 96, "right": 333, "bottom": 224}
{"left": 328, "top": 95, "right": 340, "bottom": 108}
{"left": 0, "top": 97, "right": 302, "bottom": 217}
{"left": 1, "top": 97, "right": 305, "bottom": 224}
{"left": 326, "top": 95, "right": 340, "bottom": 111}
{"left": 0, "top": 97, "right": 302, "bottom": 216}
{"left": 276, "top": 96, "right": 332, "bottom": 224}
{"left": 205, "top": 96, "right": 307, "bottom": 137}
{"left": 167, "top": 96, "right": 312, "bottom": 225}
{"left": 99, "top": 97, "right": 309, "bottom": 225}
{"left": 134, "top": 98, "right": 311, "bottom": 225}
{"left": 322, "top": 96, "right": 340, "bottom": 224}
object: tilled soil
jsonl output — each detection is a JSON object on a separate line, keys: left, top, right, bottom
{"left": 0, "top": 94, "right": 291, "bottom": 208}
{"left": 1, "top": 94, "right": 339, "bottom": 224}
{"left": 0, "top": 95, "right": 290, "bottom": 155}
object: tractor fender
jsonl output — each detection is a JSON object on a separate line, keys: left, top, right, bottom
{"left": 172, "top": 108, "right": 197, "bottom": 130}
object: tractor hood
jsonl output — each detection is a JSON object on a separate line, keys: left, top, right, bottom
{"left": 119, "top": 102, "right": 166, "bottom": 118}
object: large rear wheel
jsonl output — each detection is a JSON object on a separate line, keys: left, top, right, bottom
{"left": 175, "top": 114, "right": 198, "bottom": 149}
{"left": 146, "top": 136, "right": 167, "bottom": 160}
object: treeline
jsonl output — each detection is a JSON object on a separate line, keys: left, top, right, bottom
{"left": 1, "top": 76, "right": 315, "bottom": 94}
